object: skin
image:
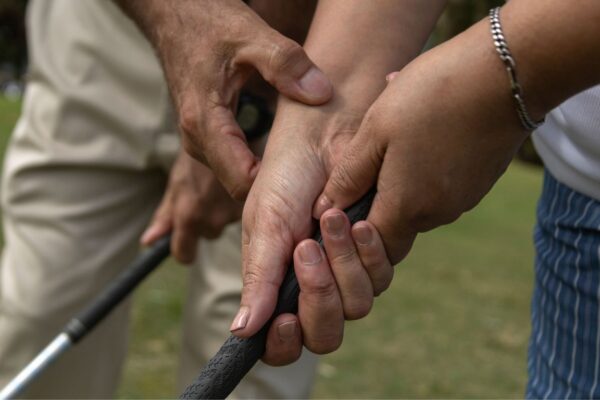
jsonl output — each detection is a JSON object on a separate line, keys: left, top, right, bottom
{"left": 134, "top": 0, "right": 317, "bottom": 262}
{"left": 141, "top": 151, "right": 242, "bottom": 264}
{"left": 115, "top": 0, "right": 331, "bottom": 200}
{"left": 232, "top": 0, "right": 446, "bottom": 365}
{"left": 272, "top": 0, "right": 600, "bottom": 365}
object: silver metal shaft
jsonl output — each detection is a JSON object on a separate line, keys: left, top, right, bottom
{"left": 0, "top": 333, "right": 72, "bottom": 400}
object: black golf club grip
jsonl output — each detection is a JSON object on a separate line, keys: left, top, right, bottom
{"left": 65, "top": 235, "right": 171, "bottom": 342}
{"left": 180, "top": 190, "right": 376, "bottom": 399}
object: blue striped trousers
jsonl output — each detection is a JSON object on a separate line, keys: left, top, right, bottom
{"left": 527, "top": 171, "right": 600, "bottom": 399}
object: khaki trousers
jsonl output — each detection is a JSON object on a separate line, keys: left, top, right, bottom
{"left": 0, "top": 1, "right": 316, "bottom": 398}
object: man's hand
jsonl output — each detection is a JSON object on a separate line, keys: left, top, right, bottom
{"left": 141, "top": 151, "right": 242, "bottom": 264}
{"left": 116, "top": 0, "right": 332, "bottom": 200}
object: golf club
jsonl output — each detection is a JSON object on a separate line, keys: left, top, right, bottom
{"left": 0, "top": 235, "right": 171, "bottom": 400}
{"left": 180, "top": 190, "right": 375, "bottom": 399}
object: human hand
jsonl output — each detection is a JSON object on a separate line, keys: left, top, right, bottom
{"left": 258, "top": 208, "right": 393, "bottom": 366}
{"left": 141, "top": 151, "right": 242, "bottom": 264}
{"left": 116, "top": 0, "right": 332, "bottom": 200}
{"left": 231, "top": 96, "right": 368, "bottom": 339}
{"left": 313, "top": 19, "right": 531, "bottom": 268}
{"left": 255, "top": 17, "right": 533, "bottom": 365}
{"left": 225, "top": 0, "right": 445, "bottom": 364}
{"left": 236, "top": 0, "right": 600, "bottom": 367}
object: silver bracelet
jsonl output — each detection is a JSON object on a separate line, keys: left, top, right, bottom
{"left": 489, "top": 7, "right": 544, "bottom": 131}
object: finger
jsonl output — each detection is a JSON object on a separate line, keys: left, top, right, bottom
{"left": 367, "top": 160, "right": 418, "bottom": 266}
{"left": 238, "top": 30, "right": 332, "bottom": 105}
{"left": 295, "top": 239, "right": 344, "bottom": 354}
{"left": 140, "top": 195, "right": 173, "bottom": 246}
{"left": 262, "top": 314, "right": 303, "bottom": 366}
{"left": 313, "top": 125, "right": 382, "bottom": 219}
{"left": 180, "top": 104, "right": 260, "bottom": 201}
{"left": 231, "top": 216, "right": 293, "bottom": 338}
{"left": 351, "top": 221, "right": 393, "bottom": 296}
{"left": 171, "top": 196, "right": 202, "bottom": 264}
{"left": 321, "top": 209, "right": 373, "bottom": 320}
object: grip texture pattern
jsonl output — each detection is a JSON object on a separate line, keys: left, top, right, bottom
{"left": 181, "top": 190, "right": 375, "bottom": 399}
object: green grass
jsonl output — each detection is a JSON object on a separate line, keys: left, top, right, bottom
{"left": 0, "top": 96, "right": 21, "bottom": 244}
{"left": 0, "top": 97, "right": 20, "bottom": 160}
{"left": 0, "top": 97, "right": 543, "bottom": 398}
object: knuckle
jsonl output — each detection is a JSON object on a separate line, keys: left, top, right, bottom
{"left": 330, "top": 162, "right": 363, "bottom": 197}
{"left": 306, "top": 334, "right": 343, "bottom": 355}
{"left": 330, "top": 247, "right": 358, "bottom": 266}
{"left": 344, "top": 299, "right": 373, "bottom": 321}
{"left": 268, "top": 38, "right": 304, "bottom": 77}
{"left": 264, "top": 347, "right": 302, "bottom": 367}
{"left": 181, "top": 135, "right": 206, "bottom": 163}
{"left": 179, "top": 206, "right": 202, "bottom": 224}
{"left": 242, "top": 266, "right": 280, "bottom": 291}
{"left": 228, "top": 180, "right": 251, "bottom": 202}
{"left": 398, "top": 183, "right": 461, "bottom": 233}
{"left": 172, "top": 242, "right": 194, "bottom": 264}
{"left": 373, "top": 278, "right": 391, "bottom": 297}
{"left": 302, "top": 276, "right": 338, "bottom": 299}
{"left": 242, "top": 268, "right": 262, "bottom": 288}
{"left": 362, "top": 250, "right": 390, "bottom": 275}
{"left": 178, "top": 102, "right": 199, "bottom": 136}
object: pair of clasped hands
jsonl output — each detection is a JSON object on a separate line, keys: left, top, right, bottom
{"left": 124, "top": 0, "right": 600, "bottom": 365}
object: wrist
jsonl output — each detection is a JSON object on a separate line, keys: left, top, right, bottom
{"left": 400, "top": 18, "right": 527, "bottom": 138}
{"left": 115, "top": 0, "right": 174, "bottom": 45}
{"left": 267, "top": 96, "right": 364, "bottom": 161}
{"left": 498, "top": 0, "right": 600, "bottom": 119}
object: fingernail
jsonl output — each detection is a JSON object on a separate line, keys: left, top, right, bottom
{"left": 298, "top": 67, "right": 332, "bottom": 99}
{"left": 230, "top": 306, "right": 250, "bottom": 332}
{"left": 299, "top": 241, "right": 322, "bottom": 265}
{"left": 325, "top": 213, "right": 345, "bottom": 237}
{"left": 385, "top": 71, "right": 399, "bottom": 83}
{"left": 277, "top": 321, "right": 297, "bottom": 342}
{"left": 140, "top": 226, "right": 156, "bottom": 244}
{"left": 313, "top": 195, "right": 333, "bottom": 218}
{"left": 353, "top": 225, "right": 373, "bottom": 246}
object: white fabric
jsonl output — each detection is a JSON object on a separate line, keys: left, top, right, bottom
{"left": 533, "top": 86, "right": 600, "bottom": 200}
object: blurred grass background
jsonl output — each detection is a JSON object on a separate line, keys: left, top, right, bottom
{"left": 1, "top": 91, "right": 542, "bottom": 399}
{"left": 0, "top": 0, "right": 545, "bottom": 397}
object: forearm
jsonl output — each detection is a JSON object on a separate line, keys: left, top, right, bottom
{"left": 303, "top": 0, "right": 446, "bottom": 108}
{"left": 501, "top": 0, "right": 600, "bottom": 119}
{"left": 397, "top": 0, "right": 600, "bottom": 142}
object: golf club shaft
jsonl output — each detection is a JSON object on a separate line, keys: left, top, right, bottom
{"left": 0, "top": 235, "right": 171, "bottom": 399}
{"left": 65, "top": 235, "right": 171, "bottom": 343}
{"left": 0, "top": 334, "right": 71, "bottom": 400}
{"left": 180, "top": 190, "right": 376, "bottom": 399}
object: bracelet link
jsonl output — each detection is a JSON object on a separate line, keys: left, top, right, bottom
{"left": 489, "top": 7, "right": 544, "bottom": 132}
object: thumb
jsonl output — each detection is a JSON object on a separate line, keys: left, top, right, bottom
{"left": 313, "top": 130, "right": 383, "bottom": 219}
{"left": 182, "top": 105, "right": 261, "bottom": 201}
{"left": 239, "top": 30, "right": 333, "bottom": 105}
{"left": 231, "top": 208, "right": 298, "bottom": 338}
